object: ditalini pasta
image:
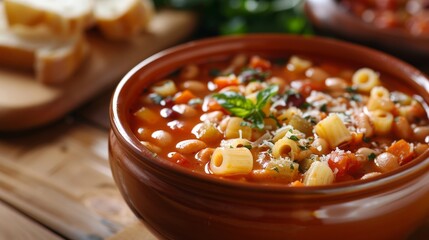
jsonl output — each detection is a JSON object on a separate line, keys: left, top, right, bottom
{"left": 210, "top": 147, "right": 253, "bottom": 175}
{"left": 130, "top": 54, "right": 429, "bottom": 185}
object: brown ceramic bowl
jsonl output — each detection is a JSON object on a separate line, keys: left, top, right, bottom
{"left": 109, "top": 35, "right": 429, "bottom": 240}
{"left": 305, "top": 0, "right": 429, "bottom": 59}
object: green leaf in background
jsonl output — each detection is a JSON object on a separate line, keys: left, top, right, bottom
{"left": 152, "top": 0, "right": 313, "bottom": 36}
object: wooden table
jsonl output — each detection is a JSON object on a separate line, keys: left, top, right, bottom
{"left": 0, "top": 48, "right": 429, "bottom": 240}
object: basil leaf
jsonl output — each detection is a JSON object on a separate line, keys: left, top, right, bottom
{"left": 212, "top": 92, "right": 255, "bottom": 118}
{"left": 213, "top": 85, "right": 279, "bottom": 130}
{"left": 256, "top": 85, "right": 279, "bottom": 110}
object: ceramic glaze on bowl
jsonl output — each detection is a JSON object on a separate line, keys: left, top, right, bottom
{"left": 109, "top": 35, "right": 429, "bottom": 240}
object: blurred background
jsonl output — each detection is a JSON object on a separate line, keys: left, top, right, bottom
{"left": 153, "top": 0, "right": 312, "bottom": 36}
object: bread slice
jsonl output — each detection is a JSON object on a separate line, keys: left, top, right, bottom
{"left": 0, "top": 6, "right": 89, "bottom": 85}
{"left": 3, "top": 0, "right": 94, "bottom": 36}
{"left": 94, "top": 0, "right": 154, "bottom": 40}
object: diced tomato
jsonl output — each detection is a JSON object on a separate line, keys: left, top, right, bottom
{"left": 213, "top": 75, "right": 239, "bottom": 89}
{"left": 174, "top": 90, "right": 196, "bottom": 104}
{"left": 328, "top": 151, "right": 361, "bottom": 178}
{"left": 291, "top": 79, "right": 324, "bottom": 97}
{"left": 249, "top": 56, "right": 271, "bottom": 71}
{"left": 168, "top": 152, "right": 190, "bottom": 167}
{"left": 387, "top": 139, "right": 414, "bottom": 165}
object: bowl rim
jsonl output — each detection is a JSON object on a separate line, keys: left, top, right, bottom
{"left": 110, "top": 34, "right": 429, "bottom": 195}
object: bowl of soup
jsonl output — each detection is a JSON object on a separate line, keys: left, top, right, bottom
{"left": 305, "top": 0, "right": 429, "bottom": 58}
{"left": 109, "top": 34, "right": 429, "bottom": 240}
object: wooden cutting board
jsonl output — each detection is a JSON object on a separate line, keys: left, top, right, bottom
{"left": 0, "top": 10, "right": 196, "bottom": 131}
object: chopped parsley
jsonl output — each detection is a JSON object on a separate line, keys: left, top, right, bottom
{"left": 213, "top": 85, "right": 279, "bottom": 129}
{"left": 320, "top": 103, "right": 328, "bottom": 112}
{"left": 289, "top": 135, "right": 299, "bottom": 141}
{"left": 298, "top": 145, "right": 309, "bottom": 150}
{"left": 290, "top": 163, "right": 295, "bottom": 170}
{"left": 209, "top": 68, "right": 221, "bottom": 77}
{"left": 351, "top": 94, "right": 361, "bottom": 102}
{"left": 345, "top": 86, "right": 357, "bottom": 93}
{"left": 363, "top": 136, "right": 371, "bottom": 143}
{"left": 368, "top": 153, "right": 376, "bottom": 161}
{"left": 272, "top": 166, "right": 280, "bottom": 173}
{"left": 244, "top": 144, "right": 253, "bottom": 150}
{"left": 300, "top": 101, "right": 312, "bottom": 109}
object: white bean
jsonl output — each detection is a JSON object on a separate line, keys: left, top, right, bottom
{"left": 375, "top": 152, "right": 399, "bottom": 173}
{"left": 176, "top": 139, "right": 207, "bottom": 154}
{"left": 151, "top": 130, "right": 173, "bottom": 147}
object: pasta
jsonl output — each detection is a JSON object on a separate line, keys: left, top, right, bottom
{"left": 263, "top": 158, "right": 299, "bottom": 181}
{"left": 272, "top": 138, "right": 300, "bottom": 160}
{"left": 210, "top": 147, "right": 253, "bottom": 175}
{"left": 130, "top": 54, "right": 429, "bottom": 186}
{"left": 315, "top": 114, "right": 352, "bottom": 148}
{"left": 191, "top": 122, "right": 223, "bottom": 143}
{"left": 225, "top": 117, "right": 252, "bottom": 140}
{"left": 287, "top": 55, "right": 312, "bottom": 72}
{"left": 369, "top": 110, "right": 394, "bottom": 136}
{"left": 352, "top": 68, "right": 380, "bottom": 93}
{"left": 303, "top": 161, "right": 334, "bottom": 186}
{"left": 367, "top": 86, "right": 394, "bottom": 111}
{"left": 221, "top": 138, "right": 252, "bottom": 148}
{"left": 151, "top": 79, "right": 177, "bottom": 97}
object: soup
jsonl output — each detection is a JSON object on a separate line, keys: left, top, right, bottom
{"left": 340, "top": 0, "right": 429, "bottom": 36}
{"left": 129, "top": 54, "right": 429, "bottom": 186}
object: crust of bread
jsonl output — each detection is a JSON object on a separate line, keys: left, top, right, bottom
{"left": 0, "top": 32, "right": 89, "bottom": 84}
{"left": 3, "top": 0, "right": 94, "bottom": 36}
{"left": 36, "top": 35, "right": 89, "bottom": 84}
{"left": 95, "top": 0, "right": 154, "bottom": 40}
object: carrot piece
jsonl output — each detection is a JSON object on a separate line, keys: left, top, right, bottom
{"left": 351, "top": 132, "right": 364, "bottom": 145}
{"left": 205, "top": 98, "right": 224, "bottom": 112}
{"left": 328, "top": 152, "right": 361, "bottom": 178}
{"left": 213, "top": 75, "right": 239, "bottom": 89}
{"left": 290, "top": 180, "right": 304, "bottom": 187}
{"left": 249, "top": 56, "right": 271, "bottom": 70}
{"left": 387, "top": 139, "right": 414, "bottom": 165}
{"left": 174, "top": 90, "right": 196, "bottom": 104}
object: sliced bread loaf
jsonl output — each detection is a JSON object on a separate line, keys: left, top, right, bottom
{"left": 3, "top": 0, "right": 94, "bottom": 36}
{"left": 94, "top": 0, "right": 154, "bottom": 40}
{"left": 0, "top": 5, "right": 89, "bottom": 84}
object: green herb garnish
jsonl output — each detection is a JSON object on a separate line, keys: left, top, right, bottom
{"left": 209, "top": 68, "right": 221, "bottom": 77}
{"left": 244, "top": 144, "right": 252, "bottom": 150}
{"left": 351, "top": 94, "right": 361, "bottom": 102}
{"left": 289, "top": 135, "right": 299, "bottom": 141}
{"left": 368, "top": 153, "right": 376, "bottom": 161}
{"left": 300, "top": 101, "right": 311, "bottom": 109}
{"left": 363, "top": 136, "right": 371, "bottom": 143}
{"left": 298, "top": 145, "right": 308, "bottom": 150}
{"left": 345, "top": 86, "right": 357, "bottom": 93}
{"left": 213, "top": 85, "right": 279, "bottom": 129}
{"left": 272, "top": 167, "right": 280, "bottom": 173}
{"left": 320, "top": 103, "right": 328, "bottom": 112}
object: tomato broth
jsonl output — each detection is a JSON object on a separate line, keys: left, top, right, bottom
{"left": 129, "top": 54, "right": 429, "bottom": 186}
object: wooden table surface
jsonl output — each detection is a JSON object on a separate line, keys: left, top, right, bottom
{"left": 1, "top": 43, "right": 429, "bottom": 240}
